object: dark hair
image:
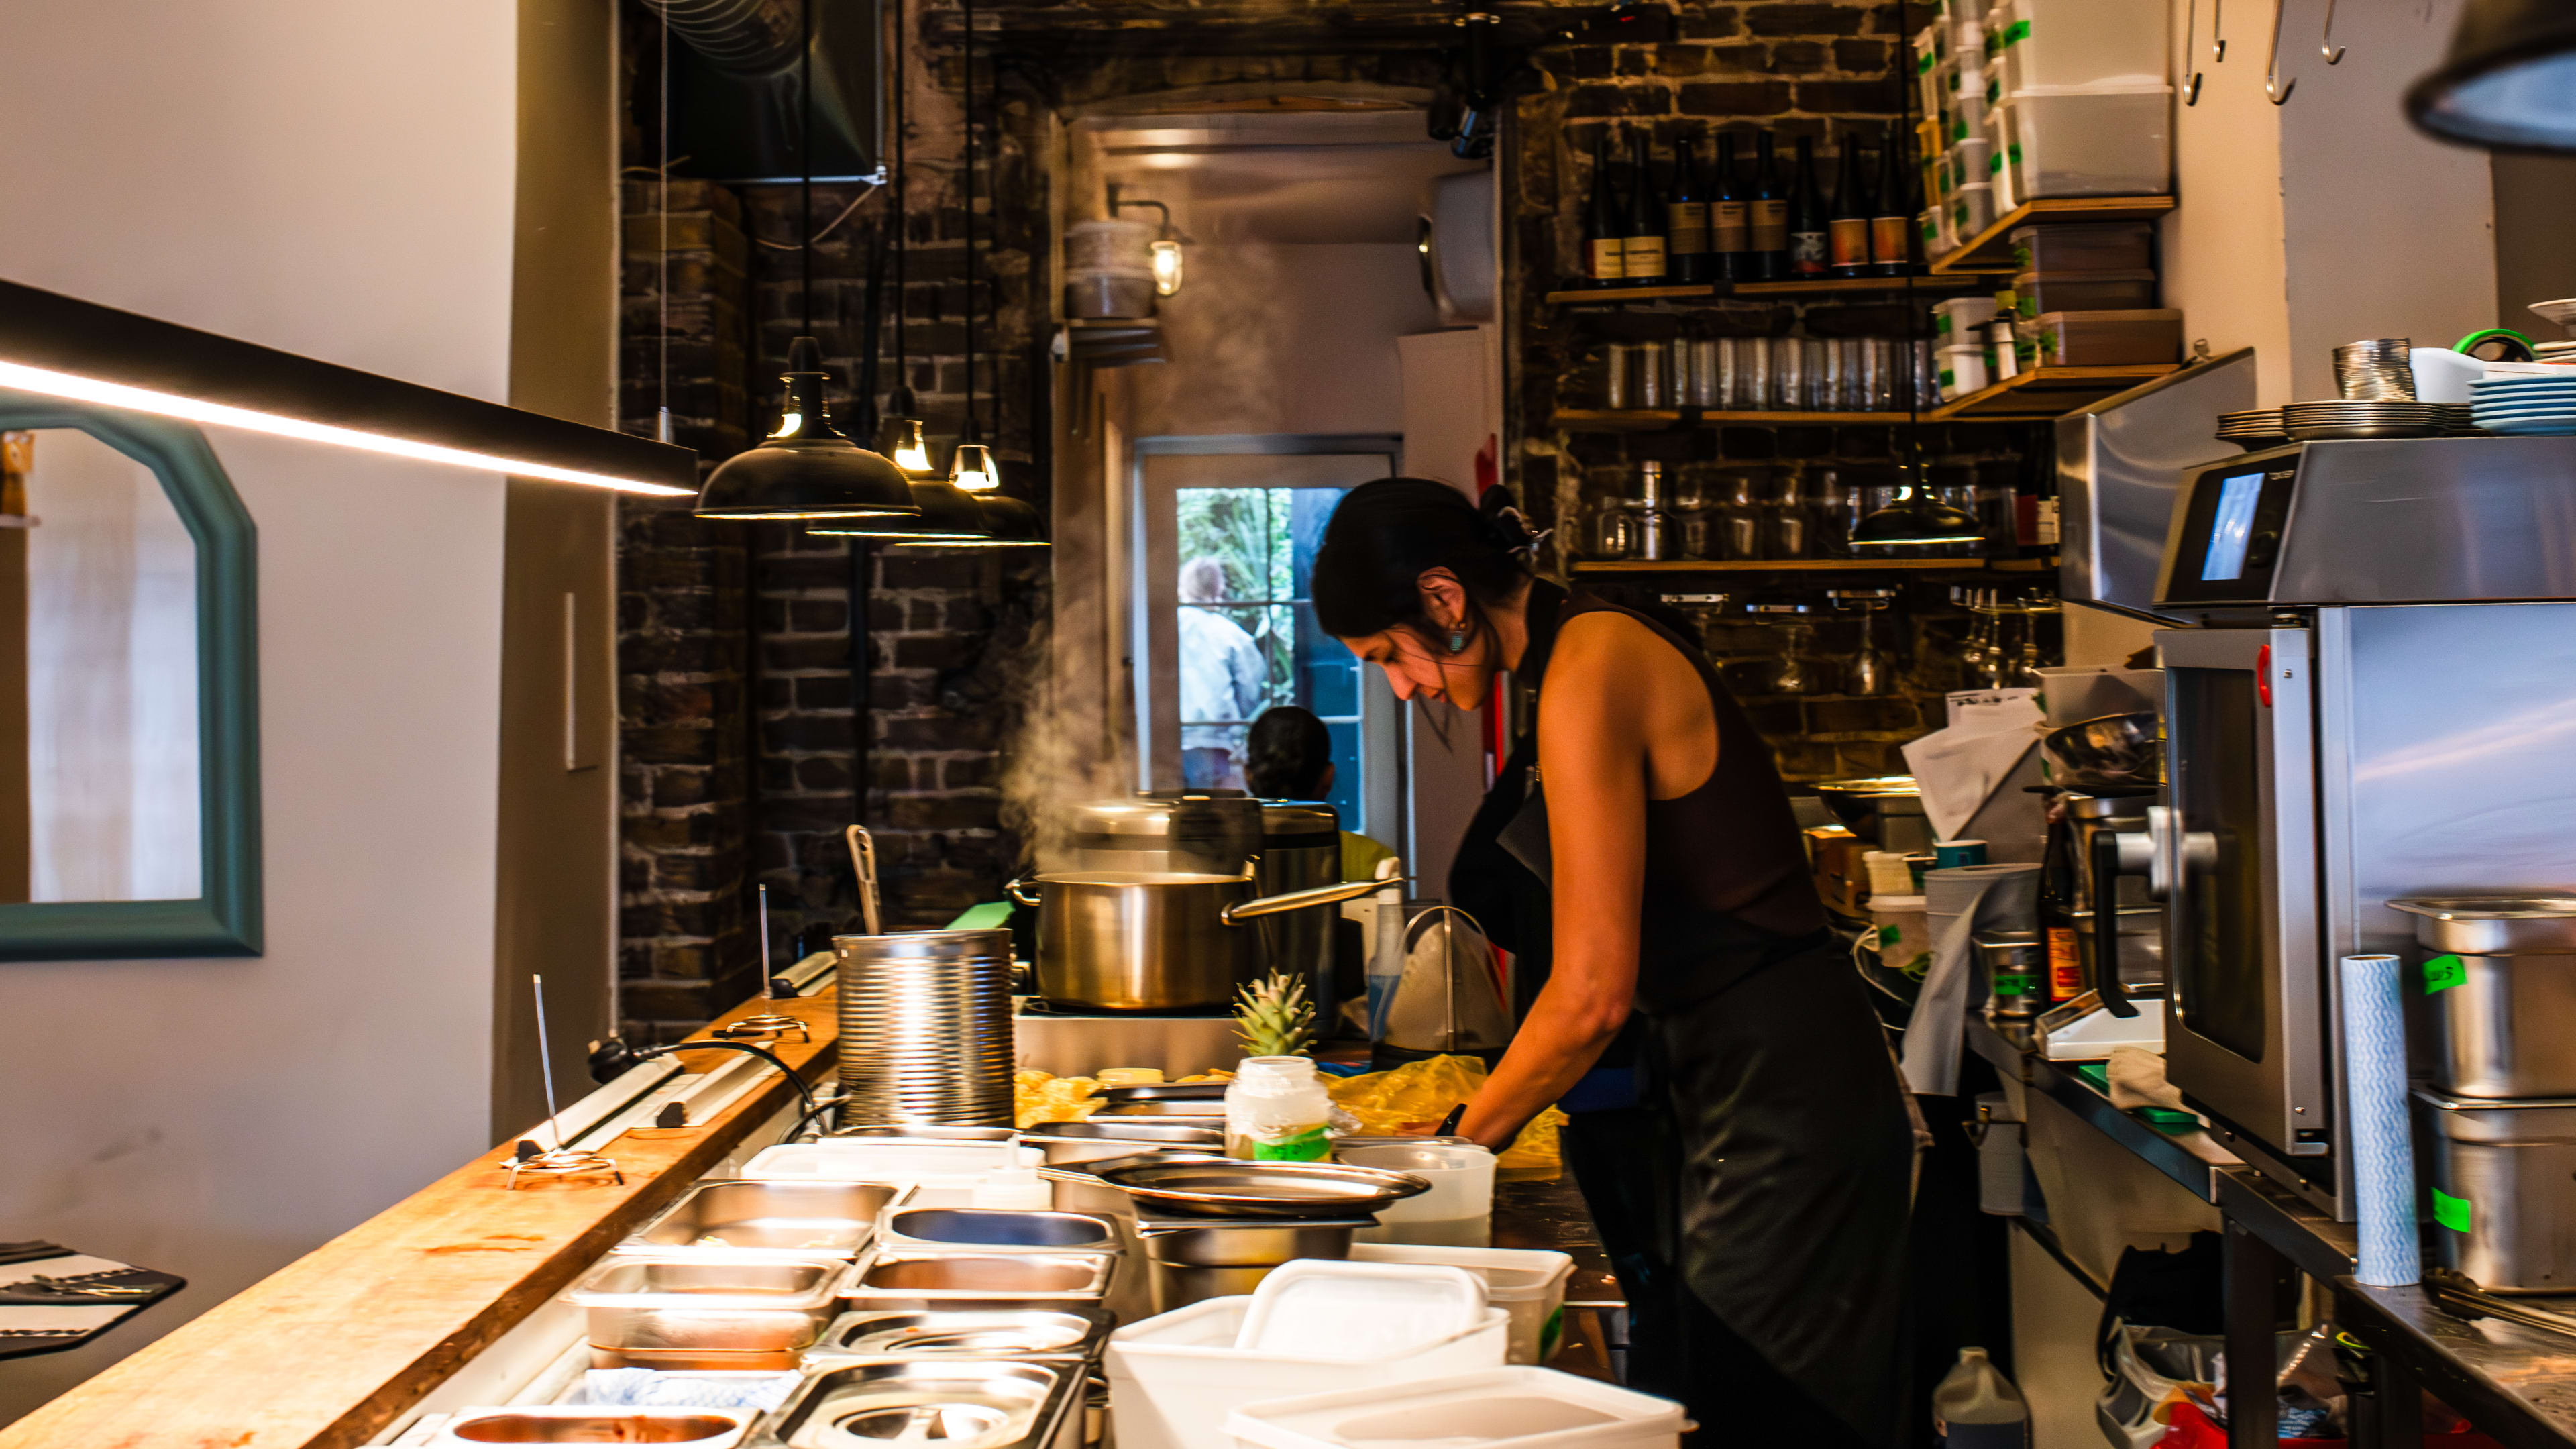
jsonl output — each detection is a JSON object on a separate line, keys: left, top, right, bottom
{"left": 1311, "top": 478, "right": 1538, "bottom": 641}
{"left": 1245, "top": 706, "right": 1333, "bottom": 799}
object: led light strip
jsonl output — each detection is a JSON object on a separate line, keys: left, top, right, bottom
{"left": 0, "top": 359, "right": 695, "bottom": 497}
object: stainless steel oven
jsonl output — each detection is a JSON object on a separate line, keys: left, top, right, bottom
{"left": 2152, "top": 437, "right": 2576, "bottom": 1216}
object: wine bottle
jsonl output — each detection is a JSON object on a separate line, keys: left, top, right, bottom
{"left": 1710, "top": 132, "right": 1748, "bottom": 282}
{"left": 1666, "top": 136, "right": 1710, "bottom": 286}
{"left": 1872, "top": 119, "right": 1912, "bottom": 277}
{"left": 1621, "top": 131, "right": 1668, "bottom": 285}
{"left": 1829, "top": 127, "right": 1873, "bottom": 278}
{"left": 2039, "top": 806, "right": 2085, "bottom": 1003}
{"left": 1788, "top": 133, "right": 1829, "bottom": 278}
{"left": 1749, "top": 130, "right": 1789, "bottom": 281}
{"left": 1582, "top": 133, "right": 1625, "bottom": 287}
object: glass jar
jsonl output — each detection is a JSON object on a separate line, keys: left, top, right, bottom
{"left": 1588, "top": 497, "right": 1638, "bottom": 559}
{"left": 1633, "top": 460, "right": 1673, "bottom": 561}
{"left": 1603, "top": 343, "right": 1635, "bottom": 409}
{"left": 1770, "top": 337, "right": 1806, "bottom": 411}
{"left": 1768, "top": 472, "right": 1813, "bottom": 559}
{"left": 1225, "top": 1056, "right": 1332, "bottom": 1161}
{"left": 1718, "top": 471, "right": 1765, "bottom": 559}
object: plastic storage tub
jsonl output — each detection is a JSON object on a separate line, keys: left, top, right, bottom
{"left": 1998, "top": 0, "right": 2169, "bottom": 92}
{"left": 2010, "top": 221, "right": 2152, "bottom": 274}
{"left": 1948, "top": 182, "right": 1996, "bottom": 239}
{"left": 1336, "top": 1143, "right": 1498, "bottom": 1247}
{"left": 2007, "top": 85, "right": 2172, "bottom": 197}
{"left": 1348, "top": 1244, "right": 1577, "bottom": 1366}
{"left": 743, "top": 1140, "right": 1045, "bottom": 1210}
{"left": 2026, "top": 310, "right": 2180, "bottom": 366}
{"left": 1221, "top": 1368, "right": 1686, "bottom": 1449}
{"left": 1937, "top": 344, "right": 1990, "bottom": 400}
{"left": 1933, "top": 296, "right": 2000, "bottom": 345}
{"left": 2011, "top": 269, "right": 2157, "bottom": 319}
{"left": 1106, "top": 1297, "right": 1511, "bottom": 1449}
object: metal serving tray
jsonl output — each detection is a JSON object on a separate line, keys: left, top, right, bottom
{"left": 1095, "top": 1158, "right": 1430, "bottom": 1220}
{"left": 879, "top": 1209, "right": 1120, "bottom": 1256}
{"left": 768, "top": 1358, "right": 1083, "bottom": 1449}
{"left": 621, "top": 1180, "right": 908, "bottom": 1259}
{"left": 843, "top": 1250, "right": 1116, "bottom": 1312}
{"left": 808, "top": 1307, "right": 1114, "bottom": 1361}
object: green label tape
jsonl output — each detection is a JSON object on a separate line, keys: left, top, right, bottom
{"left": 1252, "top": 1126, "right": 1330, "bottom": 1162}
{"left": 1880, "top": 924, "right": 1901, "bottom": 947}
{"left": 1992, "top": 973, "right": 2033, "bottom": 995}
{"left": 2432, "top": 1187, "right": 2473, "bottom": 1233}
{"left": 2424, "top": 954, "right": 2467, "bottom": 994}
{"left": 1540, "top": 1305, "right": 1566, "bottom": 1361}
{"left": 2006, "top": 18, "right": 2031, "bottom": 42}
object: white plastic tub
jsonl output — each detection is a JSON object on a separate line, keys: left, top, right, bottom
{"left": 1347, "top": 1244, "right": 1577, "bottom": 1366}
{"left": 1107, "top": 1297, "right": 1510, "bottom": 1449}
{"left": 1948, "top": 182, "right": 1995, "bottom": 239}
{"left": 2000, "top": 0, "right": 2167, "bottom": 92}
{"left": 1933, "top": 295, "right": 2000, "bottom": 345}
{"left": 1337, "top": 1143, "right": 1498, "bottom": 1247}
{"left": 2008, "top": 85, "right": 2172, "bottom": 198}
{"left": 1937, "top": 345, "right": 1990, "bottom": 401}
{"left": 1222, "top": 1368, "right": 1686, "bottom": 1449}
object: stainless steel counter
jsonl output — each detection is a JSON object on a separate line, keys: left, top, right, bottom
{"left": 1967, "top": 1007, "right": 2576, "bottom": 1449}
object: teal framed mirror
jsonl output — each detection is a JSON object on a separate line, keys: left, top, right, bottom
{"left": 0, "top": 396, "right": 258, "bottom": 957}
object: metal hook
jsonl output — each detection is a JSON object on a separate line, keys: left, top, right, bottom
{"left": 2265, "top": 0, "right": 2294, "bottom": 103}
{"left": 2183, "top": 0, "right": 2206, "bottom": 103}
{"left": 2320, "top": 0, "right": 2345, "bottom": 63}
{"left": 2212, "top": 0, "right": 2226, "bottom": 61}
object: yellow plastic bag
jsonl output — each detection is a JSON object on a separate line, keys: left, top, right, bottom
{"left": 1326, "top": 1055, "right": 1564, "bottom": 1173}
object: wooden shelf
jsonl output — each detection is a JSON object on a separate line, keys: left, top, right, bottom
{"left": 1574, "top": 558, "right": 2009, "bottom": 574}
{"left": 1927, "top": 196, "right": 2178, "bottom": 275}
{"left": 1553, "top": 409, "right": 1917, "bottom": 431}
{"left": 1542, "top": 275, "right": 1987, "bottom": 307}
{"left": 1923, "top": 364, "right": 2180, "bottom": 420}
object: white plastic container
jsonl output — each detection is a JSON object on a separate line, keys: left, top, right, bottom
{"left": 742, "top": 1140, "right": 1044, "bottom": 1210}
{"left": 1238, "top": 1260, "right": 1488, "bottom": 1358}
{"left": 1989, "top": 319, "right": 2022, "bottom": 381}
{"left": 1933, "top": 295, "right": 2000, "bottom": 344}
{"left": 1107, "top": 1297, "right": 1511, "bottom": 1449}
{"left": 1348, "top": 1244, "right": 1576, "bottom": 1366}
{"left": 1338, "top": 1142, "right": 1499, "bottom": 1247}
{"left": 1949, "top": 182, "right": 1995, "bottom": 238}
{"left": 1984, "top": 103, "right": 2020, "bottom": 211}
{"left": 2008, "top": 85, "right": 2173, "bottom": 198}
{"left": 1937, "top": 345, "right": 1991, "bottom": 401}
{"left": 1950, "top": 138, "right": 1992, "bottom": 197}
{"left": 1222, "top": 1368, "right": 1686, "bottom": 1449}
{"left": 2002, "top": 0, "right": 2167, "bottom": 91}
{"left": 1226, "top": 1056, "right": 1333, "bottom": 1162}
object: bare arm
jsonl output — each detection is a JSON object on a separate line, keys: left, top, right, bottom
{"left": 1454, "top": 612, "right": 1709, "bottom": 1148}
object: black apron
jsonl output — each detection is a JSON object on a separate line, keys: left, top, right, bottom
{"left": 1484, "top": 584, "right": 1915, "bottom": 1447}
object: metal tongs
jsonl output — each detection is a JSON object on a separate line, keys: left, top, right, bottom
{"left": 2426, "top": 1266, "right": 2576, "bottom": 1342}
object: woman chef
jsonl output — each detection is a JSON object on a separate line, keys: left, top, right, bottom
{"left": 1311, "top": 478, "right": 1914, "bottom": 1447}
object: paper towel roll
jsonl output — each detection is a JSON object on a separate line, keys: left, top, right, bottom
{"left": 2341, "top": 953, "right": 2420, "bottom": 1287}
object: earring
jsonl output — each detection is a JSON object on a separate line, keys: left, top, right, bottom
{"left": 1448, "top": 630, "right": 1469, "bottom": 653}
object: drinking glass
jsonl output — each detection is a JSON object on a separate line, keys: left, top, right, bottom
{"left": 1770, "top": 337, "right": 1806, "bottom": 411}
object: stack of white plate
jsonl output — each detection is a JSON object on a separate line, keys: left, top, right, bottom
{"left": 2470, "top": 372, "right": 2576, "bottom": 435}
{"left": 2279, "top": 400, "right": 2470, "bottom": 441}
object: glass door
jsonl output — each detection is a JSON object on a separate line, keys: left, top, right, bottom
{"left": 1134, "top": 437, "right": 1402, "bottom": 847}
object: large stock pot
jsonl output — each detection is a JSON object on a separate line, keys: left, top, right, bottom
{"left": 1006, "top": 871, "right": 1387, "bottom": 1012}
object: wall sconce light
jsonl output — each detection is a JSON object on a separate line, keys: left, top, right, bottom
{"left": 1150, "top": 238, "right": 1185, "bottom": 297}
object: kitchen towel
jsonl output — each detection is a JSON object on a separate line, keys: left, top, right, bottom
{"left": 1899, "top": 863, "right": 2042, "bottom": 1095}
{"left": 2341, "top": 953, "right": 2420, "bottom": 1287}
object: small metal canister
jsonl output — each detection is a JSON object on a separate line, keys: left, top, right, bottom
{"left": 2392, "top": 898, "right": 2576, "bottom": 1099}
{"left": 1978, "top": 931, "right": 2044, "bottom": 1018}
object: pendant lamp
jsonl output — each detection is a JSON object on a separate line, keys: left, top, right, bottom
{"left": 694, "top": 337, "right": 918, "bottom": 519}
{"left": 950, "top": 441, "right": 999, "bottom": 492}
{"left": 811, "top": 470, "right": 985, "bottom": 541}
{"left": 2408, "top": 1, "right": 2576, "bottom": 150}
{"left": 879, "top": 409, "right": 933, "bottom": 476}
{"left": 1847, "top": 484, "right": 1981, "bottom": 548}
{"left": 967, "top": 493, "right": 1051, "bottom": 547}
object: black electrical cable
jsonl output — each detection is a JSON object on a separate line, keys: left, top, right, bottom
{"left": 636, "top": 1039, "right": 820, "bottom": 1120}
{"left": 961, "top": 0, "right": 977, "bottom": 445}
{"left": 800, "top": 0, "right": 815, "bottom": 338}
{"left": 789, "top": 1091, "right": 849, "bottom": 1141}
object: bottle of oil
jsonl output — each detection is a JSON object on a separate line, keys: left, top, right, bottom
{"left": 2039, "top": 797, "right": 2084, "bottom": 1003}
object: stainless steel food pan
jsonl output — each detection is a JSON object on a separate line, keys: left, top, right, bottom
{"left": 621, "top": 1180, "right": 908, "bottom": 1259}
{"left": 808, "top": 1307, "right": 1114, "bottom": 1360}
{"left": 1132, "top": 1212, "right": 1370, "bottom": 1313}
{"left": 2417, "top": 1090, "right": 2576, "bottom": 1293}
{"left": 880, "top": 1208, "right": 1122, "bottom": 1255}
{"left": 843, "top": 1250, "right": 1116, "bottom": 1312}
{"left": 2392, "top": 898, "right": 2576, "bottom": 955}
{"left": 1019, "top": 1121, "right": 1223, "bottom": 1168}
{"left": 769, "top": 1358, "right": 1082, "bottom": 1449}
{"left": 433, "top": 1407, "right": 755, "bottom": 1446}
{"left": 564, "top": 1253, "right": 848, "bottom": 1353}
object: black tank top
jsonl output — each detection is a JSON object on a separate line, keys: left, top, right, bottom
{"left": 1499, "top": 580, "right": 1826, "bottom": 1008}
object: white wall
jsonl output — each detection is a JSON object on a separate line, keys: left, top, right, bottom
{"left": 0, "top": 0, "right": 518, "bottom": 1419}
{"left": 1126, "top": 244, "right": 1438, "bottom": 437}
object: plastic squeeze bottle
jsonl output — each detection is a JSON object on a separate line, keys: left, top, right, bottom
{"left": 1932, "top": 1347, "right": 2030, "bottom": 1449}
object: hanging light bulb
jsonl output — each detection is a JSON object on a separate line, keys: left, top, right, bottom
{"left": 695, "top": 337, "right": 918, "bottom": 520}
{"left": 1150, "top": 237, "right": 1185, "bottom": 297}
{"left": 879, "top": 416, "right": 932, "bottom": 475}
{"left": 950, "top": 442, "right": 1000, "bottom": 492}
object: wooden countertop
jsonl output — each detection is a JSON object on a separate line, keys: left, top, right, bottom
{"left": 0, "top": 990, "right": 840, "bottom": 1449}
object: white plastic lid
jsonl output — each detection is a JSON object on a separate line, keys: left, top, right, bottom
{"left": 1347, "top": 1243, "right": 1575, "bottom": 1299}
{"left": 1222, "top": 1367, "right": 1686, "bottom": 1449}
{"left": 1338, "top": 1142, "right": 1495, "bottom": 1176}
{"left": 1237, "top": 1260, "right": 1487, "bottom": 1360}
{"left": 1874, "top": 894, "right": 1929, "bottom": 910}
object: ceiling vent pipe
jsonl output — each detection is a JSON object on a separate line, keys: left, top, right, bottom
{"left": 641, "top": 0, "right": 885, "bottom": 183}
